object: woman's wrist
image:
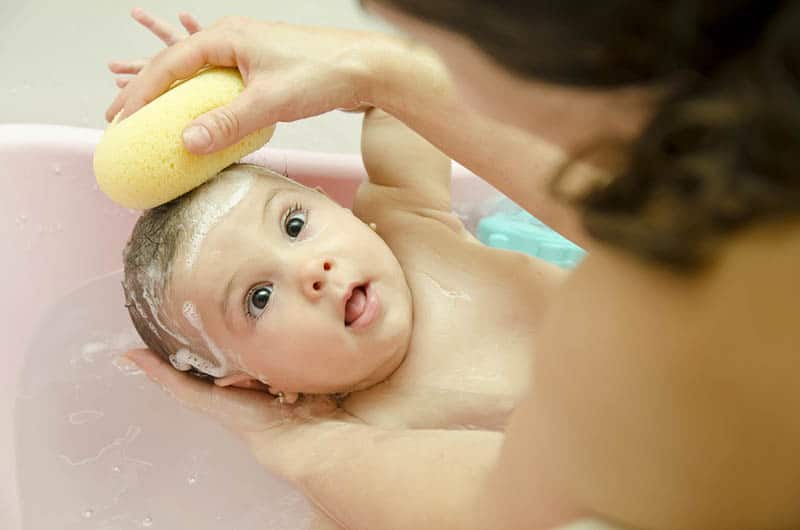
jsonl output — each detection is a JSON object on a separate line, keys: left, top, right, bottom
{"left": 340, "top": 33, "right": 397, "bottom": 108}
{"left": 344, "top": 33, "right": 452, "bottom": 112}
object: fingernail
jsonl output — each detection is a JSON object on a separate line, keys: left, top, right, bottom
{"left": 117, "top": 355, "right": 138, "bottom": 367}
{"left": 123, "top": 351, "right": 142, "bottom": 365}
{"left": 114, "top": 355, "right": 142, "bottom": 374}
{"left": 183, "top": 125, "right": 212, "bottom": 152}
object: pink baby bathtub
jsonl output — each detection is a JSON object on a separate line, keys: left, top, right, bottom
{"left": 0, "top": 123, "right": 500, "bottom": 530}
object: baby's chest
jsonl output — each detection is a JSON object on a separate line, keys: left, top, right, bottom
{"left": 343, "top": 260, "right": 545, "bottom": 430}
{"left": 400, "top": 248, "right": 550, "bottom": 375}
{"left": 350, "top": 218, "right": 565, "bottom": 429}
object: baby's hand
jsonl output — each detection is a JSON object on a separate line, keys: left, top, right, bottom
{"left": 108, "top": 8, "right": 201, "bottom": 89}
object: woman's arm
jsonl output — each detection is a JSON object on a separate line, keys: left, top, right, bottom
{"left": 123, "top": 349, "right": 582, "bottom": 530}
{"left": 266, "top": 421, "right": 505, "bottom": 530}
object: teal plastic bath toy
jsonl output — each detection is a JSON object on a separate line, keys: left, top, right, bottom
{"left": 477, "top": 199, "right": 586, "bottom": 268}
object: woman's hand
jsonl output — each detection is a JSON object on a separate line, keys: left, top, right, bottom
{"left": 122, "top": 348, "right": 507, "bottom": 530}
{"left": 105, "top": 16, "right": 396, "bottom": 154}
{"left": 108, "top": 8, "right": 202, "bottom": 90}
{"left": 123, "top": 348, "right": 341, "bottom": 476}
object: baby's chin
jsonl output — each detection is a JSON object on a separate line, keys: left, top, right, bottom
{"left": 351, "top": 341, "right": 411, "bottom": 393}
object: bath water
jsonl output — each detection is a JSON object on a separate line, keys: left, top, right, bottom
{"left": 15, "top": 271, "right": 312, "bottom": 529}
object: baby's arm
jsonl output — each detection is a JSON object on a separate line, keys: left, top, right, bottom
{"left": 356, "top": 108, "right": 453, "bottom": 215}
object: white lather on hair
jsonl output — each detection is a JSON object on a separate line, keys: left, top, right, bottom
{"left": 183, "top": 170, "right": 254, "bottom": 270}
{"left": 178, "top": 301, "right": 231, "bottom": 378}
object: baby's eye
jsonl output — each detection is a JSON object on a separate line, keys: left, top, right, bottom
{"left": 246, "top": 284, "right": 273, "bottom": 319}
{"left": 284, "top": 205, "right": 306, "bottom": 239}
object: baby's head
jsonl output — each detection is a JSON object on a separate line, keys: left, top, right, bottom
{"left": 122, "top": 164, "right": 412, "bottom": 396}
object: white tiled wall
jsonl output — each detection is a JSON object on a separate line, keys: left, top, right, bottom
{"left": 0, "top": 0, "right": 395, "bottom": 153}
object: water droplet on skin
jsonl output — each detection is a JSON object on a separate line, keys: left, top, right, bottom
{"left": 52, "top": 163, "right": 61, "bottom": 175}
{"left": 142, "top": 515, "right": 153, "bottom": 527}
{"left": 82, "top": 509, "right": 94, "bottom": 519}
{"left": 112, "top": 465, "right": 121, "bottom": 473}
{"left": 187, "top": 475, "right": 197, "bottom": 485}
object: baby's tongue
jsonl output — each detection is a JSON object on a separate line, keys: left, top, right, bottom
{"left": 345, "top": 287, "right": 367, "bottom": 324}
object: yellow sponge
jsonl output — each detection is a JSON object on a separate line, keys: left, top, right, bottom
{"left": 93, "top": 67, "right": 275, "bottom": 209}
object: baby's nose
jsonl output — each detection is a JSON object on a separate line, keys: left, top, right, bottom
{"left": 299, "top": 258, "right": 334, "bottom": 300}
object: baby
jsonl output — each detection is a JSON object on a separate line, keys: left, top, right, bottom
{"left": 122, "top": 108, "right": 568, "bottom": 430}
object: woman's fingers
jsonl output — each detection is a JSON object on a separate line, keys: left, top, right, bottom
{"left": 178, "top": 11, "right": 202, "bottom": 34}
{"left": 105, "top": 31, "right": 235, "bottom": 122}
{"left": 131, "top": 7, "right": 186, "bottom": 46}
{"left": 106, "top": 17, "right": 369, "bottom": 134}
{"left": 181, "top": 81, "right": 279, "bottom": 153}
{"left": 108, "top": 59, "right": 148, "bottom": 75}
{"left": 123, "top": 348, "right": 291, "bottom": 434}
{"left": 124, "top": 348, "right": 339, "bottom": 441}
{"left": 124, "top": 348, "right": 218, "bottom": 409}
{"left": 106, "top": 9, "right": 204, "bottom": 122}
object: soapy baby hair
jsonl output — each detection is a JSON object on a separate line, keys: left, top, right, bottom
{"left": 121, "top": 182, "right": 212, "bottom": 377}
{"left": 121, "top": 165, "right": 259, "bottom": 379}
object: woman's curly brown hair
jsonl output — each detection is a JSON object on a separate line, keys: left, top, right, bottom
{"left": 374, "top": 0, "right": 800, "bottom": 268}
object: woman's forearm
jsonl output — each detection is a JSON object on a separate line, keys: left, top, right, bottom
{"left": 262, "top": 421, "right": 505, "bottom": 530}
{"left": 354, "top": 38, "right": 594, "bottom": 249}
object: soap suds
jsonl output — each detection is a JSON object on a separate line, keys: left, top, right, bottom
{"left": 419, "top": 272, "right": 472, "bottom": 300}
{"left": 170, "top": 348, "right": 226, "bottom": 378}
{"left": 183, "top": 172, "right": 254, "bottom": 270}
{"left": 178, "top": 301, "right": 230, "bottom": 378}
{"left": 127, "top": 261, "right": 191, "bottom": 348}
{"left": 141, "top": 263, "right": 190, "bottom": 346}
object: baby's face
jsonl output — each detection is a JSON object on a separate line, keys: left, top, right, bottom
{"left": 167, "top": 166, "right": 412, "bottom": 394}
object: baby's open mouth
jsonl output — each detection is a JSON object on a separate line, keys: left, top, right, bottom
{"left": 344, "top": 284, "right": 369, "bottom": 326}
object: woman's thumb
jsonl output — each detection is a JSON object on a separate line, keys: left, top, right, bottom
{"left": 182, "top": 85, "right": 274, "bottom": 154}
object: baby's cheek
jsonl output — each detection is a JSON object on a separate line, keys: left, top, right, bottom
{"left": 224, "top": 347, "right": 248, "bottom": 373}
{"left": 235, "top": 352, "right": 272, "bottom": 385}
{"left": 302, "top": 215, "right": 332, "bottom": 242}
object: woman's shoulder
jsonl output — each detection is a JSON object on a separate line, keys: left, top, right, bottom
{"left": 512, "top": 218, "right": 800, "bottom": 530}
